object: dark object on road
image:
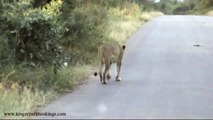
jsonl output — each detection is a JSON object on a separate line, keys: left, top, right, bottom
{"left": 193, "top": 44, "right": 200, "bottom": 47}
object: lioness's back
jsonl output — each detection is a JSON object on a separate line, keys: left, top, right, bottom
{"left": 99, "top": 41, "right": 122, "bottom": 57}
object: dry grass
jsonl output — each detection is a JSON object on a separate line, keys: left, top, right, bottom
{"left": 0, "top": 65, "right": 91, "bottom": 119}
{"left": 106, "top": 11, "right": 163, "bottom": 44}
{"left": 0, "top": 88, "right": 56, "bottom": 119}
{"left": 106, "top": 20, "right": 143, "bottom": 44}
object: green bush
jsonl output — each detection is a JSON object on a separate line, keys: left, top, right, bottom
{"left": 61, "top": 3, "right": 108, "bottom": 64}
{"left": 0, "top": 0, "right": 65, "bottom": 68}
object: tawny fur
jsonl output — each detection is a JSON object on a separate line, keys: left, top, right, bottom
{"left": 94, "top": 41, "right": 125, "bottom": 84}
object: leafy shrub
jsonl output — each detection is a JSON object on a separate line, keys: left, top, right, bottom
{"left": 61, "top": 2, "right": 108, "bottom": 64}
{"left": 0, "top": 0, "right": 65, "bottom": 69}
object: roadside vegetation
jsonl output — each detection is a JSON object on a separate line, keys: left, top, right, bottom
{"left": 154, "top": 0, "right": 213, "bottom": 15}
{"left": 0, "top": 0, "right": 163, "bottom": 119}
{"left": 1, "top": 0, "right": 213, "bottom": 119}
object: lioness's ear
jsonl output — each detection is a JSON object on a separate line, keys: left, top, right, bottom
{"left": 122, "top": 45, "right": 126, "bottom": 50}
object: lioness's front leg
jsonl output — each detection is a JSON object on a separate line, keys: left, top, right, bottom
{"left": 106, "top": 72, "right": 111, "bottom": 80}
{"left": 106, "top": 61, "right": 112, "bottom": 80}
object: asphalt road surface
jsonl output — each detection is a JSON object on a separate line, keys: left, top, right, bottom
{"left": 36, "top": 15, "right": 213, "bottom": 119}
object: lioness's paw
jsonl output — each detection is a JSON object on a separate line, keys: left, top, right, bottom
{"left": 106, "top": 74, "right": 111, "bottom": 80}
{"left": 115, "top": 77, "right": 122, "bottom": 81}
{"left": 102, "top": 81, "right": 107, "bottom": 84}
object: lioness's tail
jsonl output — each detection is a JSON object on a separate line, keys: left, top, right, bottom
{"left": 94, "top": 72, "right": 98, "bottom": 76}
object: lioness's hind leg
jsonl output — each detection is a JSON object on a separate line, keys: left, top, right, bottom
{"left": 103, "top": 63, "right": 110, "bottom": 84}
{"left": 115, "top": 61, "right": 122, "bottom": 81}
{"left": 99, "top": 63, "right": 104, "bottom": 83}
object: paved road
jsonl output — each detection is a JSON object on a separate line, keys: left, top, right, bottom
{"left": 36, "top": 16, "right": 213, "bottom": 119}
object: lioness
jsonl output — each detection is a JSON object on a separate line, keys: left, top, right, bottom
{"left": 94, "top": 41, "right": 125, "bottom": 84}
